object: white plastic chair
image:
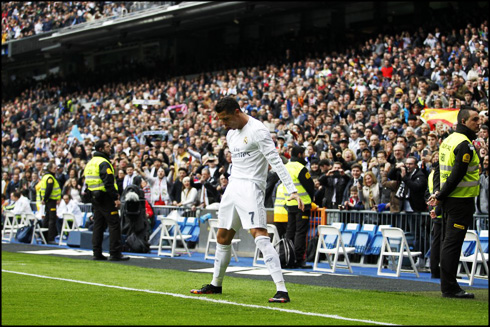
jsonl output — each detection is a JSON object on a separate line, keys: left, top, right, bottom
{"left": 458, "top": 230, "right": 489, "bottom": 286}
{"left": 253, "top": 224, "right": 280, "bottom": 267}
{"left": 377, "top": 227, "right": 422, "bottom": 277}
{"left": 59, "top": 213, "right": 89, "bottom": 245}
{"left": 2, "top": 212, "right": 19, "bottom": 242}
{"left": 313, "top": 225, "right": 355, "bottom": 273}
{"left": 204, "top": 219, "right": 241, "bottom": 262}
{"left": 157, "top": 217, "right": 192, "bottom": 257}
{"left": 23, "top": 213, "right": 48, "bottom": 245}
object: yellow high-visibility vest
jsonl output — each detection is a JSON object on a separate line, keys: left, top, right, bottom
{"left": 84, "top": 156, "right": 118, "bottom": 192}
{"left": 439, "top": 132, "right": 480, "bottom": 198}
{"left": 284, "top": 161, "right": 312, "bottom": 206}
{"left": 40, "top": 173, "right": 61, "bottom": 200}
{"left": 273, "top": 183, "right": 288, "bottom": 223}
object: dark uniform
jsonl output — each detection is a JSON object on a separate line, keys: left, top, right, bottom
{"left": 284, "top": 155, "right": 315, "bottom": 268}
{"left": 427, "top": 163, "right": 442, "bottom": 279}
{"left": 436, "top": 124, "right": 480, "bottom": 297}
{"left": 40, "top": 171, "right": 61, "bottom": 242}
{"left": 84, "top": 151, "right": 125, "bottom": 259}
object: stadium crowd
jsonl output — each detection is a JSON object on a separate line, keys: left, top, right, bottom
{"left": 1, "top": 1, "right": 174, "bottom": 43}
{"left": 1, "top": 14, "right": 489, "bottom": 232}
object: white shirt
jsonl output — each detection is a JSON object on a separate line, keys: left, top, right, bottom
{"left": 57, "top": 199, "right": 84, "bottom": 227}
{"left": 181, "top": 187, "right": 198, "bottom": 206}
{"left": 144, "top": 170, "right": 171, "bottom": 204}
{"left": 226, "top": 116, "right": 297, "bottom": 194}
{"left": 123, "top": 173, "right": 136, "bottom": 189}
{"left": 10, "top": 195, "right": 33, "bottom": 216}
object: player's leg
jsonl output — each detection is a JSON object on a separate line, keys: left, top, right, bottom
{"left": 191, "top": 184, "right": 239, "bottom": 295}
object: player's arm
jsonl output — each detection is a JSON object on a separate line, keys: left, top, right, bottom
{"left": 258, "top": 129, "right": 304, "bottom": 211}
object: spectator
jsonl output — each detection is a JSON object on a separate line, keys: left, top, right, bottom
{"left": 357, "top": 171, "right": 381, "bottom": 211}
{"left": 476, "top": 154, "right": 489, "bottom": 214}
{"left": 196, "top": 168, "right": 220, "bottom": 209}
{"left": 398, "top": 156, "right": 428, "bottom": 213}
{"left": 343, "top": 186, "right": 364, "bottom": 210}
{"left": 5, "top": 173, "right": 21, "bottom": 200}
{"left": 318, "top": 161, "right": 350, "bottom": 209}
{"left": 379, "top": 162, "right": 402, "bottom": 213}
{"left": 63, "top": 178, "right": 82, "bottom": 203}
{"left": 57, "top": 193, "right": 84, "bottom": 229}
{"left": 122, "top": 164, "right": 137, "bottom": 190}
{"left": 178, "top": 176, "right": 198, "bottom": 209}
{"left": 6, "top": 190, "right": 33, "bottom": 216}
{"left": 140, "top": 166, "right": 172, "bottom": 206}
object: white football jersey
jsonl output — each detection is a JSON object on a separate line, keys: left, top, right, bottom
{"left": 226, "top": 116, "right": 297, "bottom": 194}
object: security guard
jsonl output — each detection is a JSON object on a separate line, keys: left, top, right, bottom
{"left": 283, "top": 146, "right": 315, "bottom": 269}
{"left": 40, "top": 163, "right": 61, "bottom": 243}
{"left": 84, "top": 140, "right": 129, "bottom": 261}
{"left": 427, "top": 152, "right": 442, "bottom": 279}
{"left": 428, "top": 108, "right": 480, "bottom": 299}
{"left": 273, "top": 182, "right": 288, "bottom": 238}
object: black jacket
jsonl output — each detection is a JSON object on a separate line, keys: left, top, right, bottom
{"left": 402, "top": 167, "right": 428, "bottom": 212}
{"left": 319, "top": 172, "right": 350, "bottom": 208}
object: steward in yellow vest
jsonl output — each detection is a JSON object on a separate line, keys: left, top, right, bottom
{"left": 283, "top": 146, "right": 315, "bottom": 269}
{"left": 40, "top": 163, "right": 61, "bottom": 243}
{"left": 427, "top": 108, "right": 481, "bottom": 298}
{"left": 84, "top": 140, "right": 128, "bottom": 261}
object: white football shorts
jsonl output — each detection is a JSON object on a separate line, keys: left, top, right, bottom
{"left": 217, "top": 178, "right": 267, "bottom": 231}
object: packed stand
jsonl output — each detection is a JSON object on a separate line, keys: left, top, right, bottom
{"left": 1, "top": 19, "right": 489, "bottom": 240}
{"left": 1, "top": 1, "right": 176, "bottom": 43}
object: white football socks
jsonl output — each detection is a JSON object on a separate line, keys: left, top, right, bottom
{"left": 211, "top": 243, "right": 231, "bottom": 287}
{"left": 255, "top": 235, "right": 288, "bottom": 292}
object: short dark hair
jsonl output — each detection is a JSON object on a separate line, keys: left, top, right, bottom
{"left": 94, "top": 140, "right": 108, "bottom": 152}
{"left": 215, "top": 97, "right": 240, "bottom": 114}
{"left": 351, "top": 163, "right": 362, "bottom": 171}
{"left": 291, "top": 146, "right": 305, "bottom": 158}
{"left": 457, "top": 108, "right": 477, "bottom": 125}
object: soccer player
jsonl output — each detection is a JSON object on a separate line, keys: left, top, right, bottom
{"left": 190, "top": 97, "right": 304, "bottom": 303}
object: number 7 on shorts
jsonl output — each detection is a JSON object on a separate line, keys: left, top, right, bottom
{"left": 249, "top": 211, "right": 255, "bottom": 225}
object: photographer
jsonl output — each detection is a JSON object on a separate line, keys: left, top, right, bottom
{"left": 318, "top": 161, "right": 350, "bottom": 209}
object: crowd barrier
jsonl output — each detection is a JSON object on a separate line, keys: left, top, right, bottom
{"left": 28, "top": 202, "right": 488, "bottom": 258}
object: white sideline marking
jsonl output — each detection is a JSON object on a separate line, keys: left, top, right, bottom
{"left": 2, "top": 269, "right": 397, "bottom": 325}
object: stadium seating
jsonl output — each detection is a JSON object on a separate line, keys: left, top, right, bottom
{"left": 377, "top": 227, "right": 422, "bottom": 278}
{"left": 479, "top": 230, "right": 488, "bottom": 253}
{"left": 156, "top": 217, "right": 192, "bottom": 257}
{"left": 364, "top": 225, "right": 392, "bottom": 256}
{"left": 204, "top": 219, "right": 240, "bottom": 262}
{"left": 253, "top": 224, "right": 280, "bottom": 267}
{"left": 341, "top": 223, "right": 361, "bottom": 247}
{"left": 352, "top": 224, "right": 378, "bottom": 264}
{"left": 313, "top": 225, "right": 355, "bottom": 273}
{"left": 457, "top": 230, "right": 489, "bottom": 286}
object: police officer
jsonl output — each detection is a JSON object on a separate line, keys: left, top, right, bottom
{"left": 283, "top": 146, "right": 315, "bottom": 269}
{"left": 40, "top": 163, "right": 61, "bottom": 243}
{"left": 84, "top": 140, "right": 129, "bottom": 261}
{"left": 428, "top": 108, "right": 481, "bottom": 299}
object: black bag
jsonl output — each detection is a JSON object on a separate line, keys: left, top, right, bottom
{"left": 124, "top": 233, "right": 150, "bottom": 253}
{"left": 16, "top": 224, "right": 34, "bottom": 243}
{"left": 306, "top": 235, "right": 326, "bottom": 262}
{"left": 274, "top": 238, "right": 296, "bottom": 268}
